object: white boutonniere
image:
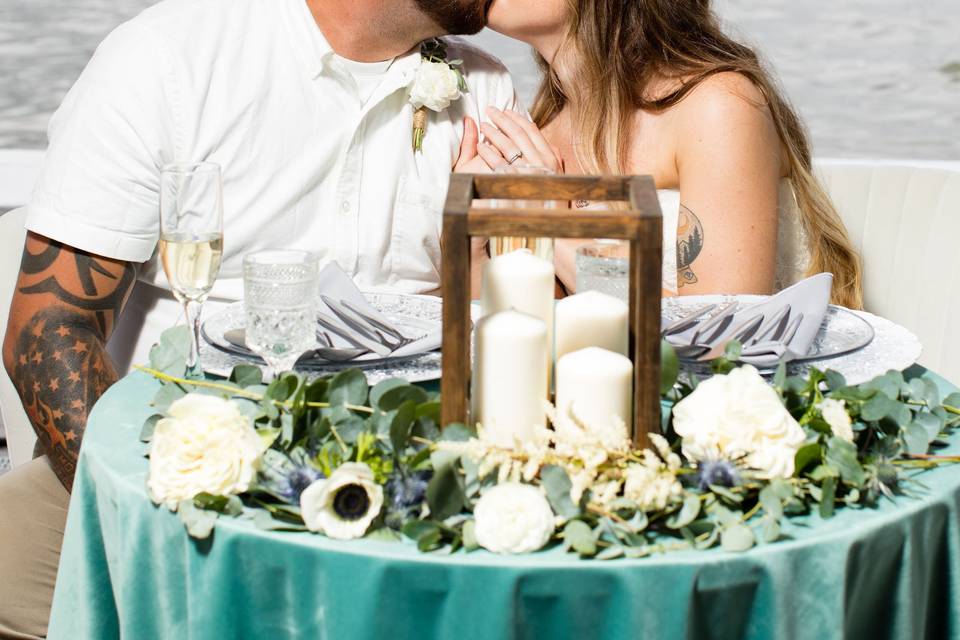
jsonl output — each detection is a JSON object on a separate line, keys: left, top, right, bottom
{"left": 409, "top": 38, "right": 468, "bottom": 152}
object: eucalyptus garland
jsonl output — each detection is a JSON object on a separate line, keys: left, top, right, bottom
{"left": 139, "top": 328, "right": 960, "bottom": 557}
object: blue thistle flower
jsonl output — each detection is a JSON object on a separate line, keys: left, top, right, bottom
{"left": 384, "top": 470, "right": 432, "bottom": 529}
{"left": 696, "top": 459, "right": 741, "bottom": 491}
{"left": 257, "top": 451, "right": 325, "bottom": 504}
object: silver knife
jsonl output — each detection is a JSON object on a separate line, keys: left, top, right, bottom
{"left": 316, "top": 312, "right": 392, "bottom": 357}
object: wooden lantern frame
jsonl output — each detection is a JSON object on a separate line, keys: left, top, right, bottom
{"left": 440, "top": 173, "right": 663, "bottom": 448}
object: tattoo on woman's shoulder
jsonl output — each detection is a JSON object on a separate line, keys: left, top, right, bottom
{"left": 676, "top": 204, "right": 704, "bottom": 288}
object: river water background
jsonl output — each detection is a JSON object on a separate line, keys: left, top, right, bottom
{"left": 0, "top": 0, "right": 958, "bottom": 158}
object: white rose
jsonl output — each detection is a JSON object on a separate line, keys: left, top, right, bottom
{"left": 409, "top": 61, "right": 461, "bottom": 112}
{"left": 672, "top": 366, "right": 805, "bottom": 479}
{"left": 300, "top": 463, "right": 384, "bottom": 540}
{"left": 148, "top": 394, "right": 265, "bottom": 510}
{"left": 474, "top": 482, "right": 555, "bottom": 554}
{"left": 819, "top": 398, "right": 855, "bottom": 442}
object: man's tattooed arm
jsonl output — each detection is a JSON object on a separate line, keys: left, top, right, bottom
{"left": 2, "top": 232, "right": 137, "bottom": 491}
{"left": 676, "top": 204, "right": 705, "bottom": 288}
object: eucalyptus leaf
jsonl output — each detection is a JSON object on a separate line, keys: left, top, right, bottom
{"left": 720, "top": 523, "right": 754, "bottom": 552}
{"left": 761, "top": 515, "right": 781, "bottom": 543}
{"left": 825, "top": 437, "right": 866, "bottom": 486}
{"left": 389, "top": 400, "right": 417, "bottom": 454}
{"left": 773, "top": 363, "right": 787, "bottom": 388}
{"left": 824, "top": 369, "right": 847, "bottom": 391}
{"left": 148, "top": 326, "right": 190, "bottom": 377}
{"left": 370, "top": 378, "right": 408, "bottom": 408}
{"left": 178, "top": 500, "right": 218, "bottom": 539}
{"left": 152, "top": 383, "right": 186, "bottom": 413}
{"left": 794, "top": 443, "right": 822, "bottom": 475}
{"left": 596, "top": 545, "right": 625, "bottom": 561}
{"left": 944, "top": 392, "right": 960, "bottom": 410}
{"left": 660, "top": 340, "right": 679, "bottom": 394}
{"left": 540, "top": 465, "right": 581, "bottom": 519}
{"left": 140, "top": 414, "right": 162, "bottom": 443}
{"left": 914, "top": 412, "right": 944, "bottom": 441}
{"left": 229, "top": 365, "right": 263, "bottom": 388}
{"left": 903, "top": 422, "right": 931, "bottom": 455}
{"left": 759, "top": 486, "right": 784, "bottom": 520}
{"left": 724, "top": 340, "right": 743, "bottom": 361}
{"left": 328, "top": 369, "right": 369, "bottom": 407}
{"left": 378, "top": 385, "right": 429, "bottom": 412}
{"left": 365, "top": 527, "right": 402, "bottom": 543}
{"left": 861, "top": 394, "right": 898, "bottom": 422}
{"left": 253, "top": 510, "right": 308, "bottom": 532}
{"left": 462, "top": 519, "right": 479, "bottom": 551}
{"left": 426, "top": 462, "right": 464, "bottom": 521}
{"left": 561, "top": 520, "right": 596, "bottom": 556}
{"left": 819, "top": 477, "right": 837, "bottom": 518}
{"left": 667, "top": 494, "right": 701, "bottom": 529}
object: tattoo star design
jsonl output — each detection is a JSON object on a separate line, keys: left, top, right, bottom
{"left": 52, "top": 408, "right": 64, "bottom": 421}
{"left": 18, "top": 354, "right": 27, "bottom": 366}
{"left": 55, "top": 325, "right": 71, "bottom": 338}
{"left": 70, "top": 399, "right": 84, "bottom": 410}
{"left": 33, "top": 381, "right": 41, "bottom": 393}
{"left": 32, "top": 351, "right": 43, "bottom": 364}
{"left": 31, "top": 320, "right": 47, "bottom": 337}
{"left": 72, "top": 340, "right": 88, "bottom": 354}
{"left": 52, "top": 350, "right": 63, "bottom": 361}
{"left": 68, "top": 371, "right": 81, "bottom": 384}
{"left": 65, "top": 430, "right": 77, "bottom": 442}
{"left": 49, "top": 378, "right": 60, "bottom": 391}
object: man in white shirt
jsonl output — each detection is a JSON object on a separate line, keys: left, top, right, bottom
{"left": 0, "top": 0, "right": 516, "bottom": 636}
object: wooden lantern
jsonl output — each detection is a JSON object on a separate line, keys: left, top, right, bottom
{"left": 440, "top": 173, "right": 663, "bottom": 448}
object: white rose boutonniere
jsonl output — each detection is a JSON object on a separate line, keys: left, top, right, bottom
{"left": 672, "top": 365, "right": 806, "bottom": 479}
{"left": 409, "top": 38, "right": 467, "bottom": 152}
{"left": 474, "top": 482, "right": 555, "bottom": 554}
{"left": 148, "top": 394, "right": 265, "bottom": 510}
{"left": 819, "top": 398, "right": 855, "bottom": 442}
{"left": 300, "top": 462, "right": 384, "bottom": 540}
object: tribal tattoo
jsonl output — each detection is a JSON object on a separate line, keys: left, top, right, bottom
{"left": 5, "top": 235, "right": 136, "bottom": 490}
{"left": 676, "top": 204, "right": 704, "bottom": 288}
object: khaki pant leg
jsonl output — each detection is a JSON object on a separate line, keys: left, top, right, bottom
{"left": 0, "top": 457, "right": 69, "bottom": 640}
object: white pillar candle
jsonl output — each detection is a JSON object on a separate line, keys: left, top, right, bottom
{"left": 555, "top": 347, "right": 633, "bottom": 448}
{"left": 472, "top": 310, "right": 549, "bottom": 448}
{"left": 555, "top": 290, "right": 629, "bottom": 361}
{"left": 480, "top": 249, "right": 555, "bottom": 356}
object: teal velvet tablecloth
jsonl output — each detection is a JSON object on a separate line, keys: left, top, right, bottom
{"left": 48, "top": 368, "right": 960, "bottom": 640}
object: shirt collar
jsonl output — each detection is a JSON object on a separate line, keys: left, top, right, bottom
{"left": 283, "top": 0, "right": 423, "bottom": 83}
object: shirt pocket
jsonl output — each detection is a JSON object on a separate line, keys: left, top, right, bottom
{"left": 390, "top": 174, "right": 445, "bottom": 290}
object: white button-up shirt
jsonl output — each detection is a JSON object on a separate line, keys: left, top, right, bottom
{"left": 24, "top": 0, "right": 519, "bottom": 369}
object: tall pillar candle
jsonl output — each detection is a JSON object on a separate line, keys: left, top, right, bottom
{"left": 555, "top": 347, "right": 633, "bottom": 449}
{"left": 480, "top": 249, "right": 555, "bottom": 360}
{"left": 472, "top": 310, "right": 549, "bottom": 448}
{"left": 555, "top": 290, "right": 629, "bottom": 361}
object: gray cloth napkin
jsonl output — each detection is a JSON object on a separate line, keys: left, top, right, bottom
{"left": 666, "top": 273, "right": 834, "bottom": 367}
{"left": 316, "top": 263, "right": 440, "bottom": 356}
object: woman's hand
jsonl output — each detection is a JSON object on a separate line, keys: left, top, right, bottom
{"left": 479, "top": 107, "right": 562, "bottom": 173}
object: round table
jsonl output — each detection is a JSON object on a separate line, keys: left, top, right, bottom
{"left": 48, "top": 368, "right": 960, "bottom": 640}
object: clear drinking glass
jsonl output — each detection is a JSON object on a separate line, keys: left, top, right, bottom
{"left": 488, "top": 164, "right": 556, "bottom": 262}
{"left": 159, "top": 162, "right": 224, "bottom": 375}
{"left": 575, "top": 240, "right": 630, "bottom": 302}
{"left": 243, "top": 250, "right": 319, "bottom": 379}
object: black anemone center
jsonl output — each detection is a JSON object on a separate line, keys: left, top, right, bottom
{"left": 332, "top": 484, "right": 371, "bottom": 521}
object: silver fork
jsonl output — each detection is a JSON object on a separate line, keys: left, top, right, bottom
{"left": 323, "top": 296, "right": 416, "bottom": 353}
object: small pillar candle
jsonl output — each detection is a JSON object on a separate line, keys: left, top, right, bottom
{"left": 555, "top": 347, "right": 633, "bottom": 448}
{"left": 555, "top": 290, "right": 629, "bottom": 361}
{"left": 472, "top": 310, "right": 549, "bottom": 448}
{"left": 480, "top": 249, "right": 555, "bottom": 354}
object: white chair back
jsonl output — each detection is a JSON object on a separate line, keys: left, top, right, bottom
{"left": 815, "top": 159, "right": 960, "bottom": 383}
{"left": 0, "top": 208, "right": 37, "bottom": 467}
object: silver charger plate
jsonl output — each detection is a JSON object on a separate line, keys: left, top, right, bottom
{"left": 200, "top": 292, "right": 444, "bottom": 384}
{"left": 663, "top": 295, "right": 923, "bottom": 385}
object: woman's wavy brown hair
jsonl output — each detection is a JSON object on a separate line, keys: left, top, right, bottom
{"left": 531, "top": 0, "right": 863, "bottom": 308}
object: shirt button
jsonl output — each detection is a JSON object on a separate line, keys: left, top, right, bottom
{"left": 340, "top": 200, "right": 351, "bottom": 214}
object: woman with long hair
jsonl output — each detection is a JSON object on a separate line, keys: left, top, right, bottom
{"left": 469, "top": 0, "right": 863, "bottom": 308}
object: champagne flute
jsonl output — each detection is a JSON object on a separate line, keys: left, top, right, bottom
{"left": 159, "top": 162, "right": 224, "bottom": 375}
{"left": 243, "top": 250, "right": 319, "bottom": 380}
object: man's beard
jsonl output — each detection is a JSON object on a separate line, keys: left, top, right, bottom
{"left": 413, "top": 0, "right": 490, "bottom": 36}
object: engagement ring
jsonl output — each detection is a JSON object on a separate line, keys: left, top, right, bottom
{"left": 507, "top": 151, "right": 523, "bottom": 165}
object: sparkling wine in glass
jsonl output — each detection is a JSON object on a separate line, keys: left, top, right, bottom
{"left": 159, "top": 162, "right": 224, "bottom": 375}
{"left": 243, "top": 250, "right": 319, "bottom": 379}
